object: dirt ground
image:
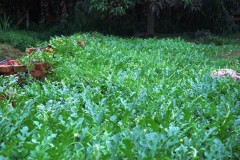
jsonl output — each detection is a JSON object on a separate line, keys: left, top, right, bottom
{"left": 0, "top": 43, "right": 24, "bottom": 61}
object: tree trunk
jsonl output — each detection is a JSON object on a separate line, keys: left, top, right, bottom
{"left": 40, "top": 0, "right": 49, "bottom": 24}
{"left": 26, "top": 9, "right": 29, "bottom": 28}
{"left": 147, "top": 8, "right": 154, "bottom": 35}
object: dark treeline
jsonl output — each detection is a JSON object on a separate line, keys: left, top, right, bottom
{"left": 0, "top": 0, "right": 240, "bottom": 36}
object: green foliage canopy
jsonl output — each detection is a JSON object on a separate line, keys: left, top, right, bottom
{"left": 90, "top": 0, "right": 137, "bottom": 16}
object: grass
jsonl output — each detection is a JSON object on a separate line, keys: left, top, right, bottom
{"left": 0, "top": 29, "right": 56, "bottom": 51}
{"left": 0, "top": 28, "right": 58, "bottom": 60}
{"left": 0, "top": 32, "right": 240, "bottom": 159}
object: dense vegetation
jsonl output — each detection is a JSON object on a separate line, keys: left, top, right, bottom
{"left": 0, "top": 33, "right": 239, "bottom": 159}
{"left": 0, "top": 0, "right": 239, "bottom": 159}
{"left": 0, "top": 0, "right": 239, "bottom": 35}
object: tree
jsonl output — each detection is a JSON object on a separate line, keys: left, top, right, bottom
{"left": 89, "top": 0, "right": 200, "bottom": 35}
{"left": 145, "top": 0, "right": 170, "bottom": 35}
{"left": 90, "top": 0, "right": 136, "bottom": 16}
{"left": 202, "top": 0, "right": 240, "bottom": 33}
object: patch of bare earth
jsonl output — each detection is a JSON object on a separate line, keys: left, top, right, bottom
{"left": 222, "top": 52, "right": 240, "bottom": 58}
{"left": 0, "top": 43, "right": 24, "bottom": 61}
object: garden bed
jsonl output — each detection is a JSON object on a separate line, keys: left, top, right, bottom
{"left": 0, "top": 59, "right": 50, "bottom": 78}
{"left": 1, "top": 33, "right": 240, "bottom": 159}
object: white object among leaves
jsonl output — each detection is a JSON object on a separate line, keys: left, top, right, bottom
{"left": 211, "top": 69, "right": 240, "bottom": 80}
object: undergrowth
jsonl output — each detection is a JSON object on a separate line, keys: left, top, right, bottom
{"left": 0, "top": 33, "right": 239, "bottom": 159}
{"left": 0, "top": 29, "right": 54, "bottom": 51}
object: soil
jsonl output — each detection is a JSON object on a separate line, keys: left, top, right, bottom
{"left": 222, "top": 52, "right": 240, "bottom": 58}
{"left": 0, "top": 43, "right": 24, "bottom": 61}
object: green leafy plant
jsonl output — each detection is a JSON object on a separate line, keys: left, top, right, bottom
{"left": 19, "top": 51, "right": 53, "bottom": 69}
{"left": 0, "top": 33, "right": 239, "bottom": 159}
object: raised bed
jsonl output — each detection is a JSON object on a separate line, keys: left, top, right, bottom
{"left": 26, "top": 45, "right": 54, "bottom": 54}
{"left": 0, "top": 59, "right": 50, "bottom": 78}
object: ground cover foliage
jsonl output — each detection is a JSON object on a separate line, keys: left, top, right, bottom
{"left": 0, "top": 30, "right": 53, "bottom": 51}
{"left": 0, "top": 33, "right": 240, "bottom": 159}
